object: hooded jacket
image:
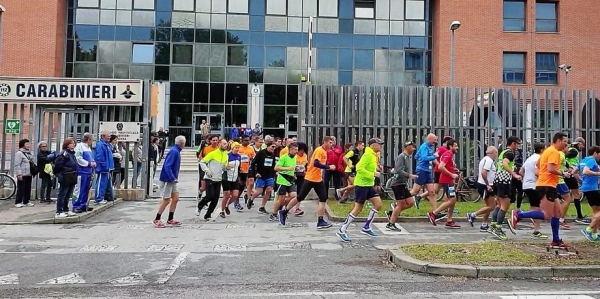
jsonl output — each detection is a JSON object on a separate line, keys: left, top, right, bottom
{"left": 327, "top": 145, "right": 344, "bottom": 174}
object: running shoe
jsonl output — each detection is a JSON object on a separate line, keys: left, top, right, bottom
{"left": 486, "top": 224, "right": 499, "bottom": 238}
{"left": 294, "top": 208, "right": 304, "bottom": 216}
{"left": 360, "top": 228, "right": 378, "bottom": 237}
{"left": 258, "top": 207, "right": 268, "bottom": 214}
{"left": 225, "top": 207, "right": 231, "bottom": 215}
{"left": 496, "top": 227, "right": 508, "bottom": 240}
{"left": 247, "top": 198, "right": 254, "bottom": 209}
{"left": 427, "top": 212, "right": 437, "bottom": 226}
{"left": 531, "top": 231, "right": 548, "bottom": 239}
{"left": 335, "top": 189, "right": 344, "bottom": 200}
{"left": 336, "top": 230, "right": 352, "bottom": 242}
{"left": 385, "top": 210, "right": 392, "bottom": 221}
{"left": 386, "top": 223, "right": 401, "bottom": 231}
{"left": 219, "top": 212, "right": 226, "bottom": 219}
{"left": 195, "top": 208, "right": 201, "bottom": 216}
{"left": 559, "top": 221, "right": 571, "bottom": 230}
{"left": 153, "top": 220, "right": 166, "bottom": 228}
{"left": 466, "top": 212, "right": 476, "bottom": 227}
{"left": 581, "top": 228, "right": 595, "bottom": 241}
{"left": 550, "top": 239, "right": 570, "bottom": 249}
{"left": 508, "top": 209, "right": 519, "bottom": 233}
{"left": 435, "top": 213, "right": 448, "bottom": 222}
{"left": 269, "top": 214, "right": 278, "bottom": 222}
{"left": 445, "top": 221, "right": 461, "bottom": 229}
{"left": 278, "top": 209, "right": 287, "bottom": 226}
{"left": 479, "top": 223, "right": 489, "bottom": 232}
{"left": 234, "top": 202, "right": 244, "bottom": 212}
{"left": 167, "top": 219, "right": 181, "bottom": 226}
{"left": 317, "top": 220, "right": 332, "bottom": 229}
{"left": 575, "top": 217, "right": 591, "bottom": 225}
{"left": 413, "top": 195, "right": 421, "bottom": 209}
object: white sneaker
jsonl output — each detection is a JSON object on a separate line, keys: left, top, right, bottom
{"left": 67, "top": 211, "right": 77, "bottom": 217}
{"left": 195, "top": 208, "right": 200, "bottom": 216}
{"left": 95, "top": 200, "right": 107, "bottom": 205}
{"left": 26, "top": 203, "right": 35, "bottom": 207}
{"left": 55, "top": 213, "right": 67, "bottom": 219}
{"left": 15, "top": 203, "right": 23, "bottom": 208}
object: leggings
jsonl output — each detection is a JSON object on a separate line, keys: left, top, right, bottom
{"left": 198, "top": 180, "right": 222, "bottom": 218}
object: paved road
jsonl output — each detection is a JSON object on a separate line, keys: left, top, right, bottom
{"left": 1, "top": 176, "right": 599, "bottom": 298}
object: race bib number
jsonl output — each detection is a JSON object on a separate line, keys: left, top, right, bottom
{"left": 448, "top": 186, "right": 456, "bottom": 197}
{"left": 295, "top": 165, "right": 306, "bottom": 173}
{"left": 264, "top": 158, "right": 273, "bottom": 167}
{"left": 275, "top": 157, "right": 280, "bottom": 164}
{"left": 241, "top": 155, "right": 249, "bottom": 163}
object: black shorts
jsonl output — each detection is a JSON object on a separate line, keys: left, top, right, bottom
{"left": 277, "top": 184, "right": 297, "bottom": 195}
{"left": 535, "top": 186, "right": 558, "bottom": 203}
{"left": 247, "top": 169, "right": 256, "bottom": 179}
{"left": 494, "top": 182, "right": 512, "bottom": 198}
{"left": 564, "top": 177, "right": 579, "bottom": 190}
{"left": 434, "top": 172, "right": 441, "bottom": 184}
{"left": 391, "top": 184, "right": 411, "bottom": 200}
{"left": 476, "top": 183, "right": 495, "bottom": 199}
{"left": 584, "top": 190, "right": 600, "bottom": 207}
{"left": 524, "top": 189, "right": 541, "bottom": 207}
{"left": 441, "top": 183, "right": 456, "bottom": 198}
{"left": 374, "top": 177, "right": 381, "bottom": 186}
{"left": 345, "top": 172, "right": 355, "bottom": 178}
{"left": 355, "top": 186, "right": 379, "bottom": 204}
{"left": 222, "top": 181, "right": 240, "bottom": 192}
{"left": 238, "top": 173, "right": 248, "bottom": 192}
{"left": 297, "top": 180, "right": 328, "bottom": 203}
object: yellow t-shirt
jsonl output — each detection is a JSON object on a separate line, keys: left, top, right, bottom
{"left": 344, "top": 150, "right": 355, "bottom": 172}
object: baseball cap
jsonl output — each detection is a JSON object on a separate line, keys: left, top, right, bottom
{"left": 404, "top": 141, "right": 415, "bottom": 147}
{"left": 368, "top": 138, "right": 384, "bottom": 146}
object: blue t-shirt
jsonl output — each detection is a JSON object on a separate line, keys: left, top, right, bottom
{"left": 579, "top": 156, "right": 599, "bottom": 192}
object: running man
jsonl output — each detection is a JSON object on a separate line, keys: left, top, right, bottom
{"left": 197, "top": 138, "right": 229, "bottom": 221}
{"left": 384, "top": 141, "right": 418, "bottom": 231}
{"left": 271, "top": 142, "right": 298, "bottom": 222}
{"left": 489, "top": 136, "right": 521, "bottom": 240}
{"left": 278, "top": 136, "right": 335, "bottom": 229}
{"left": 412, "top": 134, "right": 446, "bottom": 221}
{"left": 579, "top": 146, "right": 600, "bottom": 241}
{"left": 196, "top": 135, "right": 218, "bottom": 206}
{"left": 336, "top": 141, "right": 364, "bottom": 203}
{"left": 153, "top": 135, "right": 185, "bottom": 228}
{"left": 292, "top": 142, "right": 309, "bottom": 216}
{"left": 567, "top": 137, "right": 588, "bottom": 224}
{"left": 238, "top": 135, "right": 256, "bottom": 209}
{"left": 519, "top": 143, "right": 547, "bottom": 239}
{"left": 467, "top": 146, "right": 498, "bottom": 231}
{"left": 336, "top": 138, "right": 385, "bottom": 242}
{"left": 247, "top": 141, "right": 277, "bottom": 213}
{"left": 429, "top": 139, "right": 461, "bottom": 228}
{"left": 556, "top": 146, "right": 573, "bottom": 229}
{"left": 509, "top": 132, "right": 570, "bottom": 248}
{"left": 423, "top": 135, "right": 453, "bottom": 203}
{"left": 219, "top": 142, "right": 242, "bottom": 218}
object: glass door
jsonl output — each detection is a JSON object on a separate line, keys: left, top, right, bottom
{"left": 192, "top": 113, "right": 225, "bottom": 147}
{"left": 286, "top": 114, "right": 298, "bottom": 138}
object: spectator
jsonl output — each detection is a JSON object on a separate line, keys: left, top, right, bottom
{"left": 14, "top": 139, "right": 36, "bottom": 208}
{"left": 53, "top": 138, "right": 78, "bottom": 218}
{"left": 37, "top": 141, "right": 56, "bottom": 204}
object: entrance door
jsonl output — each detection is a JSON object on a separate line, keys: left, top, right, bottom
{"left": 192, "top": 113, "right": 224, "bottom": 147}
{"left": 286, "top": 114, "right": 298, "bottom": 138}
{"left": 36, "top": 108, "right": 96, "bottom": 152}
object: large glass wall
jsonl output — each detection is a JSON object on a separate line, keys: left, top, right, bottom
{"left": 66, "top": 0, "right": 431, "bottom": 144}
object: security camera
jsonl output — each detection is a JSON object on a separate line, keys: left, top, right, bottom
{"left": 558, "top": 64, "right": 572, "bottom": 73}
{"left": 450, "top": 21, "right": 461, "bottom": 30}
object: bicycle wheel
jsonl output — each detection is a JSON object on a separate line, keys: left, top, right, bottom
{"left": 436, "top": 190, "right": 444, "bottom": 202}
{"left": 0, "top": 173, "right": 17, "bottom": 200}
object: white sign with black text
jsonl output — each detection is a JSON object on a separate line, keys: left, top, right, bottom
{"left": 99, "top": 122, "right": 141, "bottom": 142}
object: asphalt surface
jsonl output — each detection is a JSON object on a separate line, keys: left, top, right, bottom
{"left": 0, "top": 175, "right": 599, "bottom": 298}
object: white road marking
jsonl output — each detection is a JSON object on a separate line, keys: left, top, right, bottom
{"left": 372, "top": 223, "right": 411, "bottom": 234}
{"left": 500, "top": 296, "right": 596, "bottom": 299}
{"left": 156, "top": 252, "right": 190, "bottom": 284}
{"left": 213, "top": 244, "right": 248, "bottom": 251}
{"left": 413, "top": 291, "right": 600, "bottom": 296}
{"left": 147, "top": 244, "right": 184, "bottom": 251}
{"left": 79, "top": 245, "right": 118, "bottom": 252}
{"left": 38, "top": 273, "right": 86, "bottom": 285}
{"left": 108, "top": 272, "right": 148, "bottom": 286}
{"left": 0, "top": 274, "right": 19, "bottom": 285}
{"left": 235, "top": 291, "right": 357, "bottom": 297}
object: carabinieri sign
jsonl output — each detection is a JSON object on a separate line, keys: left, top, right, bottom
{"left": 0, "top": 77, "right": 143, "bottom": 106}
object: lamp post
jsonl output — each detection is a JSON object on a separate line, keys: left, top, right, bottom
{"left": 558, "top": 64, "right": 572, "bottom": 136}
{"left": 449, "top": 20, "right": 461, "bottom": 89}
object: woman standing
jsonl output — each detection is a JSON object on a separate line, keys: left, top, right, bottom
{"left": 53, "top": 138, "right": 78, "bottom": 218}
{"left": 110, "top": 135, "right": 122, "bottom": 188}
{"left": 118, "top": 142, "right": 126, "bottom": 186}
{"left": 150, "top": 137, "right": 159, "bottom": 180}
{"left": 220, "top": 142, "right": 242, "bottom": 217}
{"left": 132, "top": 141, "right": 143, "bottom": 188}
{"left": 37, "top": 141, "right": 56, "bottom": 204}
{"left": 14, "top": 139, "right": 36, "bottom": 208}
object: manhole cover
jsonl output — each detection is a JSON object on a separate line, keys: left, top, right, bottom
{"left": 5, "top": 244, "right": 50, "bottom": 252}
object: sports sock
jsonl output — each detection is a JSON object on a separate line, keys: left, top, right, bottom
{"left": 364, "top": 208, "right": 378, "bottom": 230}
{"left": 550, "top": 217, "right": 560, "bottom": 242}
{"left": 168, "top": 212, "right": 174, "bottom": 221}
{"left": 491, "top": 206, "right": 500, "bottom": 221}
{"left": 517, "top": 210, "right": 545, "bottom": 219}
{"left": 155, "top": 213, "right": 161, "bottom": 221}
{"left": 340, "top": 213, "right": 355, "bottom": 233}
{"left": 496, "top": 209, "right": 507, "bottom": 226}
{"left": 574, "top": 198, "right": 584, "bottom": 219}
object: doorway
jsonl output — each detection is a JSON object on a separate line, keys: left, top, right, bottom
{"left": 192, "top": 113, "right": 224, "bottom": 147}
{"left": 286, "top": 114, "right": 298, "bottom": 138}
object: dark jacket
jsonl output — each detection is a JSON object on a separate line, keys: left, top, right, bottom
{"left": 37, "top": 150, "right": 56, "bottom": 178}
{"left": 53, "top": 149, "right": 78, "bottom": 184}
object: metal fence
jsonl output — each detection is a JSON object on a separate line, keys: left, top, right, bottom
{"left": 299, "top": 85, "right": 600, "bottom": 177}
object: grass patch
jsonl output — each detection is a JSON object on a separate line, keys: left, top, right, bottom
{"left": 328, "top": 199, "right": 594, "bottom": 218}
{"left": 401, "top": 241, "right": 600, "bottom": 267}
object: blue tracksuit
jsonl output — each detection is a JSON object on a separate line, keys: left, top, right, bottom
{"left": 94, "top": 139, "right": 114, "bottom": 202}
{"left": 414, "top": 142, "right": 437, "bottom": 173}
{"left": 244, "top": 128, "right": 253, "bottom": 136}
{"left": 72, "top": 142, "right": 94, "bottom": 210}
{"left": 230, "top": 127, "right": 239, "bottom": 139}
{"left": 160, "top": 144, "right": 182, "bottom": 183}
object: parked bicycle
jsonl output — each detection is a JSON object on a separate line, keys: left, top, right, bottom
{"left": 0, "top": 170, "right": 17, "bottom": 200}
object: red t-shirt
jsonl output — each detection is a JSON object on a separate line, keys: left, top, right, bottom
{"left": 438, "top": 150, "right": 456, "bottom": 184}
{"left": 433, "top": 146, "right": 448, "bottom": 173}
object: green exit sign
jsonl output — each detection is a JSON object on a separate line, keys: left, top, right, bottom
{"left": 5, "top": 119, "right": 20, "bottom": 134}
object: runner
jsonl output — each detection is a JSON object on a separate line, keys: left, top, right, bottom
{"left": 247, "top": 141, "right": 277, "bottom": 213}
{"left": 489, "top": 136, "right": 521, "bottom": 240}
{"left": 219, "top": 142, "right": 242, "bottom": 218}
{"left": 567, "top": 137, "right": 588, "bottom": 224}
{"left": 196, "top": 135, "right": 218, "bottom": 213}
{"left": 466, "top": 146, "right": 498, "bottom": 232}
{"left": 153, "top": 135, "right": 185, "bottom": 228}
{"left": 556, "top": 146, "right": 573, "bottom": 229}
{"left": 384, "top": 141, "right": 418, "bottom": 231}
{"left": 579, "top": 146, "right": 600, "bottom": 241}
{"left": 422, "top": 135, "right": 453, "bottom": 204}
{"left": 270, "top": 142, "right": 299, "bottom": 221}
{"left": 278, "top": 137, "right": 336, "bottom": 229}
{"left": 335, "top": 138, "right": 385, "bottom": 242}
{"left": 197, "top": 138, "right": 229, "bottom": 221}
{"left": 292, "top": 142, "right": 309, "bottom": 216}
{"left": 509, "top": 132, "right": 570, "bottom": 248}
{"left": 429, "top": 139, "right": 461, "bottom": 228}
{"left": 237, "top": 135, "right": 256, "bottom": 210}
{"left": 411, "top": 134, "right": 446, "bottom": 222}
{"left": 336, "top": 141, "right": 364, "bottom": 203}
{"left": 519, "top": 143, "right": 547, "bottom": 239}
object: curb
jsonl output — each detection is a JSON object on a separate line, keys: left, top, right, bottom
{"left": 0, "top": 199, "right": 123, "bottom": 225}
{"left": 387, "top": 248, "right": 600, "bottom": 278}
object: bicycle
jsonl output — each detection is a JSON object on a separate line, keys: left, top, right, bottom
{"left": 434, "top": 170, "right": 480, "bottom": 202}
{"left": 0, "top": 170, "right": 17, "bottom": 200}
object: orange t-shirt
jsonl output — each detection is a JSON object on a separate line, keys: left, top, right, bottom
{"left": 280, "top": 146, "right": 289, "bottom": 157}
{"left": 536, "top": 145, "right": 561, "bottom": 187}
{"left": 238, "top": 145, "right": 256, "bottom": 173}
{"left": 305, "top": 146, "right": 327, "bottom": 182}
{"left": 295, "top": 153, "right": 308, "bottom": 174}
{"left": 202, "top": 145, "right": 218, "bottom": 157}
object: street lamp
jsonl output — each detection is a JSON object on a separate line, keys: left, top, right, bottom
{"left": 449, "top": 21, "right": 461, "bottom": 88}
{"left": 558, "top": 64, "right": 572, "bottom": 134}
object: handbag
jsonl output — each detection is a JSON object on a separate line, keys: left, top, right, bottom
{"left": 61, "top": 171, "right": 77, "bottom": 185}
{"left": 25, "top": 153, "right": 39, "bottom": 177}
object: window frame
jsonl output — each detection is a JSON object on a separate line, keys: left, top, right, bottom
{"left": 265, "top": 0, "right": 287, "bottom": 16}
{"left": 502, "top": 0, "right": 526, "bottom": 32}
{"left": 354, "top": 0, "right": 375, "bottom": 19}
{"left": 535, "top": 1, "right": 558, "bottom": 33}
{"left": 131, "top": 43, "right": 155, "bottom": 64}
{"left": 535, "top": 52, "right": 559, "bottom": 85}
{"left": 227, "top": 0, "right": 250, "bottom": 14}
{"left": 317, "top": 0, "right": 338, "bottom": 18}
{"left": 171, "top": 43, "right": 194, "bottom": 65}
{"left": 502, "top": 52, "right": 526, "bottom": 84}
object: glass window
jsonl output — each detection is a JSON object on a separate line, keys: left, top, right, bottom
{"left": 75, "top": 25, "right": 99, "bottom": 39}
{"left": 535, "top": 52, "right": 558, "bottom": 85}
{"left": 536, "top": 2, "right": 557, "bottom": 32}
{"left": 265, "top": 16, "right": 288, "bottom": 31}
{"left": 155, "top": 27, "right": 170, "bottom": 41}
{"left": 133, "top": 0, "right": 154, "bottom": 9}
{"left": 211, "top": 29, "right": 227, "bottom": 43}
{"left": 116, "top": 10, "right": 132, "bottom": 26}
{"left": 99, "top": 25, "right": 116, "bottom": 39}
{"left": 227, "top": 46, "right": 248, "bottom": 66}
{"left": 97, "top": 41, "right": 115, "bottom": 63}
{"left": 503, "top": 0, "right": 525, "bottom": 31}
{"left": 116, "top": 0, "right": 132, "bottom": 9}
{"left": 354, "top": 0, "right": 375, "bottom": 18}
{"left": 173, "top": 44, "right": 194, "bottom": 64}
{"left": 405, "top": 0, "right": 425, "bottom": 20}
{"left": 156, "top": 12, "right": 172, "bottom": 26}
{"left": 174, "top": 0, "right": 195, "bottom": 11}
{"left": 287, "top": 85, "right": 298, "bottom": 105}
{"left": 212, "top": 0, "right": 227, "bottom": 13}
{"left": 249, "top": 68, "right": 264, "bottom": 83}
{"left": 114, "top": 41, "right": 132, "bottom": 63}
{"left": 210, "top": 45, "right": 227, "bottom": 66}
{"left": 405, "top": 51, "right": 423, "bottom": 70}
{"left": 225, "top": 105, "right": 248, "bottom": 124}
{"left": 210, "top": 83, "right": 226, "bottom": 104}
{"left": 76, "top": 41, "right": 98, "bottom": 61}
{"left": 266, "top": 0, "right": 287, "bottom": 15}
{"left": 172, "top": 28, "right": 195, "bottom": 42}
{"left": 74, "top": 63, "right": 98, "bottom": 78}
{"left": 228, "top": 30, "right": 249, "bottom": 44}
{"left": 171, "top": 66, "right": 194, "bottom": 81}
{"left": 354, "top": 49, "right": 373, "bottom": 69}
{"left": 155, "top": 43, "right": 171, "bottom": 64}
{"left": 339, "top": 0, "right": 353, "bottom": 18}
{"left": 132, "top": 44, "right": 154, "bottom": 64}
{"left": 228, "top": 0, "right": 249, "bottom": 13}
{"left": 155, "top": 65, "right": 170, "bottom": 80}
{"left": 196, "top": 0, "right": 211, "bottom": 12}
{"left": 169, "top": 105, "right": 193, "bottom": 126}
{"left": 226, "top": 83, "right": 249, "bottom": 104}
{"left": 78, "top": 0, "right": 99, "bottom": 8}
{"left": 375, "top": 0, "right": 389, "bottom": 19}
{"left": 250, "top": 0, "right": 266, "bottom": 15}
{"left": 172, "top": 12, "right": 196, "bottom": 28}
{"left": 115, "top": 26, "right": 131, "bottom": 40}
{"left": 263, "top": 106, "right": 286, "bottom": 127}
{"left": 131, "top": 27, "right": 155, "bottom": 41}
{"left": 100, "top": 9, "right": 116, "bottom": 25}
{"left": 319, "top": 0, "right": 338, "bottom": 18}
{"left": 503, "top": 52, "right": 525, "bottom": 84}
{"left": 228, "top": 14, "right": 250, "bottom": 30}
{"left": 101, "top": 0, "right": 116, "bottom": 9}
{"left": 170, "top": 82, "right": 194, "bottom": 103}
{"left": 249, "top": 45, "right": 265, "bottom": 67}
{"left": 266, "top": 47, "right": 286, "bottom": 67}
{"left": 196, "top": 29, "right": 210, "bottom": 42}
{"left": 156, "top": 0, "right": 173, "bottom": 11}
{"left": 264, "top": 85, "right": 286, "bottom": 105}
{"left": 339, "top": 48, "right": 353, "bottom": 70}
{"left": 265, "top": 32, "right": 287, "bottom": 46}
{"left": 211, "top": 14, "right": 227, "bottom": 29}
{"left": 317, "top": 48, "right": 337, "bottom": 69}
{"left": 76, "top": 9, "right": 100, "bottom": 25}
{"left": 132, "top": 11, "right": 155, "bottom": 26}
{"left": 303, "top": 0, "right": 318, "bottom": 17}
{"left": 339, "top": 19, "right": 353, "bottom": 34}
{"left": 250, "top": 16, "right": 265, "bottom": 31}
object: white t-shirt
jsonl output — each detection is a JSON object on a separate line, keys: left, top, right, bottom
{"left": 477, "top": 156, "right": 497, "bottom": 185}
{"left": 522, "top": 153, "right": 540, "bottom": 190}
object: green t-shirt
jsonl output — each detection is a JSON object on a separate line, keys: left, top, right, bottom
{"left": 558, "top": 151, "right": 566, "bottom": 184}
{"left": 354, "top": 147, "right": 377, "bottom": 187}
{"left": 276, "top": 154, "right": 297, "bottom": 186}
